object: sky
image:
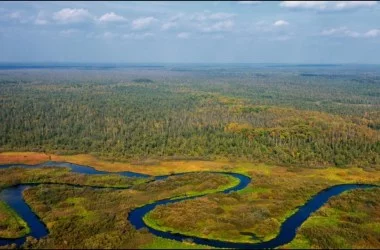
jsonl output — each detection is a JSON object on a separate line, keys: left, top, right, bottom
{"left": 0, "top": 1, "right": 380, "bottom": 64}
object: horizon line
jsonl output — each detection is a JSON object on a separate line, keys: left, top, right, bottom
{"left": 0, "top": 62, "right": 379, "bottom": 65}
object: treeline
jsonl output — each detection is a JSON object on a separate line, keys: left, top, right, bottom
{"left": 0, "top": 69, "right": 379, "bottom": 168}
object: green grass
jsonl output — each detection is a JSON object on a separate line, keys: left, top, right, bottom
{"left": 281, "top": 234, "right": 312, "bottom": 249}
{"left": 237, "top": 186, "right": 270, "bottom": 195}
{"left": 170, "top": 174, "right": 241, "bottom": 200}
{"left": 143, "top": 210, "right": 259, "bottom": 244}
{"left": 362, "top": 222, "right": 380, "bottom": 234}
{"left": 0, "top": 201, "right": 30, "bottom": 238}
{"left": 143, "top": 236, "right": 213, "bottom": 249}
{"left": 64, "top": 197, "right": 98, "bottom": 221}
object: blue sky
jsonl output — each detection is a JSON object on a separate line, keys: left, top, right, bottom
{"left": 0, "top": 1, "right": 379, "bottom": 63}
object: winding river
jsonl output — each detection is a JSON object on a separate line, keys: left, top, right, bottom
{"left": 0, "top": 161, "right": 377, "bottom": 248}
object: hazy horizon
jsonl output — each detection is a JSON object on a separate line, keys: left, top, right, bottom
{"left": 0, "top": 61, "right": 380, "bottom": 66}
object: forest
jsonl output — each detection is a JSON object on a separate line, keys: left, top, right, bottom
{"left": 0, "top": 64, "right": 379, "bottom": 249}
{"left": 0, "top": 64, "right": 379, "bottom": 169}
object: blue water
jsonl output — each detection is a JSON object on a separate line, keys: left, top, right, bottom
{"left": 0, "top": 185, "right": 47, "bottom": 246}
{"left": 0, "top": 161, "right": 378, "bottom": 248}
{"left": 0, "top": 161, "right": 150, "bottom": 178}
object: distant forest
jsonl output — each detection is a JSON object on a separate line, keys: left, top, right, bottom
{"left": 0, "top": 65, "right": 379, "bottom": 169}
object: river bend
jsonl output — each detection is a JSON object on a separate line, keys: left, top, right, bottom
{"left": 0, "top": 162, "right": 377, "bottom": 248}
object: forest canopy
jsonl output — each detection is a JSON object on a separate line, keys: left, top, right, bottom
{"left": 0, "top": 65, "right": 379, "bottom": 169}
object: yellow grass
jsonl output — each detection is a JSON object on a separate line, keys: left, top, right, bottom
{"left": 0, "top": 152, "right": 51, "bottom": 165}
{"left": 0, "top": 152, "right": 234, "bottom": 175}
{"left": 0, "top": 152, "right": 379, "bottom": 184}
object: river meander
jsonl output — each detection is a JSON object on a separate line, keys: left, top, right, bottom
{"left": 0, "top": 162, "right": 377, "bottom": 248}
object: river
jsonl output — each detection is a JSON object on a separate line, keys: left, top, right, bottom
{"left": 0, "top": 162, "right": 377, "bottom": 248}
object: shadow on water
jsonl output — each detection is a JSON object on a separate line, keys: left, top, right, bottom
{"left": 240, "top": 232, "right": 263, "bottom": 242}
{"left": 0, "top": 161, "right": 378, "bottom": 248}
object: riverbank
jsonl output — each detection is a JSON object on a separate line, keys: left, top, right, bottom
{"left": 0, "top": 153, "right": 379, "bottom": 248}
{"left": 0, "top": 201, "right": 30, "bottom": 238}
{"left": 142, "top": 165, "right": 380, "bottom": 245}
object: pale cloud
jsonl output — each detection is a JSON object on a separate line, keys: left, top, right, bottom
{"left": 169, "top": 13, "right": 184, "bottom": 22}
{"left": 3, "top": 11, "right": 29, "bottom": 23}
{"left": 161, "top": 13, "right": 184, "bottom": 30}
{"left": 255, "top": 20, "right": 289, "bottom": 32}
{"left": 280, "top": 1, "right": 328, "bottom": 10}
{"left": 177, "top": 32, "right": 190, "bottom": 39}
{"left": 53, "top": 8, "right": 93, "bottom": 24}
{"left": 5, "top": 11, "right": 32, "bottom": 24}
{"left": 237, "top": 1, "right": 261, "bottom": 5}
{"left": 272, "top": 35, "right": 292, "bottom": 41}
{"left": 98, "top": 12, "right": 126, "bottom": 23}
{"left": 190, "top": 12, "right": 235, "bottom": 21}
{"left": 280, "top": 1, "right": 377, "bottom": 11}
{"left": 273, "top": 20, "right": 289, "bottom": 27}
{"left": 123, "top": 32, "right": 154, "bottom": 40}
{"left": 60, "top": 29, "right": 79, "bottom": 37}
{"left": 255, "top": 20, "right": 272, "bottom": 32}
{"left": 200, "top": 20, "right": 234, "bottom": 33}
{"left": 35, "top": 11, "right": 49, "bottom": 25}
{"left": 208, "top": 12, "right": 236, "bottom": 20}
{"left": 334, "top": 1, "right": 377, "bottom": 10}
{"left": 364, "top": 29, "right": 380, "bottom": 38}
{"left": 35, "top": 19, "right": 48, "bottom": 25}
{"left": 190, "top": 12, "right": 209, "bottom": 22}
{"left": 161, "top": 21, "right": 178, "bottom": 31}
{"left": 131, "top": 16, "right": 157, "bottom": 30}
{"left": 161, "top": 12, "right": 235, "bottom": 33}
{"left": 8, "top": 11, "right": 22, "bottom": 20}
{"left": 87, "top": 31, "right": 120, "bottom": 40}
{"left": 321, "top": 27, "right": 361, "bottom": 37}
{"left": 102, "top": 31, "right": 119, "bottom": 39}
{"left": 321, "top": 27, "right": 380, "bottom": 38}
{"left": 321, "top": 27, "right": 347, "bottom": 36}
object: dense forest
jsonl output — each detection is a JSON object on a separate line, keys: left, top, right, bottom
{"left": 0, "top": 65, "right": 379, "bottom": 168}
